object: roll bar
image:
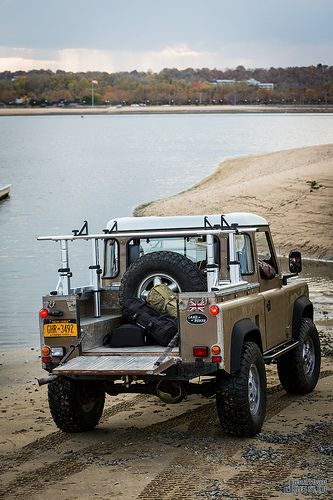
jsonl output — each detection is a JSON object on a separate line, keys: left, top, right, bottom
{"left": 38, "top": 220, "right": 253, "bottom": 316}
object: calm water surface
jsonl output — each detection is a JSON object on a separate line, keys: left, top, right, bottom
{"left": 0, "top": 113, "right": 332, "bottom": 349}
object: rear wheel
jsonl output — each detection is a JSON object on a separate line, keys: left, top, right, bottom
{"left": 216, "top": 341, "right": 267, "bottom": 437}
{"left": 48, "top": 377, "right": 105, "bottom": 433}
{"left": 277, "top": 318, "right": 321, "bottom": 394}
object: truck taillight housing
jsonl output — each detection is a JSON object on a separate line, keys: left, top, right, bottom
{"left": 39, "top": 308, "right": 49, "bottom": 318}
{"left": 193, "top": 346, "right": 208, "bottom": 357}
{"left": 211, "top": 345, "right": 221, "bottom": 355}
{"left": 41, "top": 345, "right": 51, "bottom": 356}
{"left": 209, "top": 305, "right": 219, "bottom": 315}
{"left": 212, "top": 355, "right": 222, "bottom": 363}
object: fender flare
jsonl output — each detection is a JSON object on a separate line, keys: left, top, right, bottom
{"left": 292, "top": 295, "right": 313, "bottom": 339}
{"left": 230, "top": 318, "right": 262, "bottom": 373}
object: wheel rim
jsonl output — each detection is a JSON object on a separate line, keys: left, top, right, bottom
{"left": 80, "top": 388, "right": 97, "bottom": 413}
{"left": 137, "top": 273, "right": 181, "bottom": 300}
{"left": 303, "top": 335, "right": 315, "bottom": 378}
{"left": 248, "top": 364, "right": 261, "bottom": 416}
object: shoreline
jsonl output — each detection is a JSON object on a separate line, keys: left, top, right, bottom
{"left": 1, "top": 103, "right": 333, "bottom": 116}
{"left": 134, "top": 144, "right": 333, "bottom": 261}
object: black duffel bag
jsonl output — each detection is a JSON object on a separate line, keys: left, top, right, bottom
{"left": 123, "top": 298, "right": 178, "bottom": 347}
{"left": 104, "top": 323, "right": 148, "bottom": 347}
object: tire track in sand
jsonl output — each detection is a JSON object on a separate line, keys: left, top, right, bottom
{"left": 1, "top": 372, "right": 332, "bottom": 499}
{"left": 0, "top": 394, "right": 149, "bottom": 474}
{"left": 0, "top": 399, "right": 214, "bottom": 498}
{"left": 137, "top": 372, "right": 333, "bottom": 499}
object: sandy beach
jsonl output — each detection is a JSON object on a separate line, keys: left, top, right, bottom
{"left": 0, "top": 104, "right": 333, "bottom": 116}
{"left": 0, "top": 345, "right": 332, "bottom": 499}
{"left": 0, "top": 144, "right": 332, "bottom": 499}
{"left": 136, "top": 144, "right": 333, "bottom": 261}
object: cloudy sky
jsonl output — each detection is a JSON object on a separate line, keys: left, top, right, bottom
{"left": 0, "top": 0, "right": 332, "bottom": 72}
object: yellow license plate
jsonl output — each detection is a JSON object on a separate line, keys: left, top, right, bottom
{"left": 44, "top": 319, "right": 78, "bottom": 338}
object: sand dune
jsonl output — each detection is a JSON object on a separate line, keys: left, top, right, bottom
{"left": 136, "top": 144, "right": 333, "bottom": 260}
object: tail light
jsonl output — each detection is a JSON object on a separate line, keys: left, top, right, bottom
{"left": 42, "top": 345, "right": 52, "bottom": 363}
{"left": 193, "top": 346, "right": 208, "bottom": 357}
{"left": 41, "top": 345, "right": 51, "bottom": 356}
{"left": 42, "top": 356, "right": 52, "bottom": 363}
{"left": 209, "top": 305, "right": 220, "bottom": 315}
{"left": 211, "top": 345, "right": 221, "bottom": 355}
{"left": 39, "top": 308, "right": 49, "bottom": 318}
{"left": 212, "top": 355, "right": 222, "bottom": 363}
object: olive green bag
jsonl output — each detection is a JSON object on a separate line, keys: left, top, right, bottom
{"left": 147, "top": 284, "right": 178, "bottom": 319}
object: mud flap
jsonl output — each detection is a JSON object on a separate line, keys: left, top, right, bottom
{"left": 52, "top": 355, "right": 180, "bottom": 376}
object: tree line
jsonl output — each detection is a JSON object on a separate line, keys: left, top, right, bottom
{"left": 0, "top": 65, "right": 332, "bottom": 106}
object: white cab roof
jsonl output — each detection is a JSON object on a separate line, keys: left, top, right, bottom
{"left": 106, "top": 213, "right": 268, "bottom": 232}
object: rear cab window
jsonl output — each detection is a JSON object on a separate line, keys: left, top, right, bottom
{"left": 127, "top": 236, "right": 219, "bottom": 270}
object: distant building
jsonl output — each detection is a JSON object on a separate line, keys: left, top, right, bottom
{"left": 258, "top": 83, "right": 274, "bottom": 90}
{"left": 209, "top": 79, "right": 236, "bottom": 85}
{"left": 247, "top": 79, "right": 274, "bottom": 90}
{"left": 247, "top": 78, "right": 260, "bottom": 86}
{"left": 209, "top": 78, "right": 274, "bottom": 90}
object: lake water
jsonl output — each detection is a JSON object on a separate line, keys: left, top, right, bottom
{"left": 0, "top": 113, "right": 333, "bottom": 349}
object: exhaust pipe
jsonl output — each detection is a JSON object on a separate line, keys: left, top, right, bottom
{"left": 156, "top": 380, "right": 185, "bottom": 404}
{"left": 37, "top": 374, "right": 58, "bottom": 386}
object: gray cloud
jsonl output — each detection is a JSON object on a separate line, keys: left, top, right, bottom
{"left": 0, "top": 0, "right": 332, "bottom": 70}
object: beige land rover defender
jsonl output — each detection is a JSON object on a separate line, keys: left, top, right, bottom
{"left": 37, "top": 213, "right": 321, "bottom": 437}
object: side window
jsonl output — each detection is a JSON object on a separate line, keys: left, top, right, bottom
{"left": 235, "top": 234, "right": 254, "bottom": 275}
{"left": 255, "top": 231, "right": 278, "bottom": 279}
{"left": 255, "top": 231, "right": 276, "bottom": 266}
{"left": 103, "top": 239, "right": 119, "bottom": 278}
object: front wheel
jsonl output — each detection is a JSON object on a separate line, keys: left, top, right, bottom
{"left": 277, "top": 318, "right": 321, "bottom": 394}
{"left": 48, "top": 377, "right": 105, "bottom": 433}
{"left": 216, "top": 341, "right": 267, "bottom": 437}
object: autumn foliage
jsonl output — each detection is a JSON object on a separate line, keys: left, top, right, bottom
{"left": 0, "top": 65, "right": 332, "bottom": 106}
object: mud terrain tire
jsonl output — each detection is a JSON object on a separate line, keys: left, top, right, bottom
{"left": 120, "top": 251, "right": 206, "bottom": 303}
{"left": 48, "top": 377, "right": 105, "bottom": 433}
{"left": 216, "top": 341, "right": 267, "bottom": 437}
{"left": 277, "top": 318, "right": 321, "bottom": 394}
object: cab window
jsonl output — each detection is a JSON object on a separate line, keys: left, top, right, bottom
{"left": 255, "top": 231, "right": 277, "bottom": 270}
{"left": 128, "top": 236, "right": 219, "bottom": 270}
{"left": 103, "top": 239, "right": 119, "bottom": 278}
{"left": 235, "top": 234, "right": 254, "bottom": 275}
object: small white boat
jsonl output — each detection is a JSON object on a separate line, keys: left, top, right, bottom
{"left": 0, "top": 184, "right": 11, "bottom": 200}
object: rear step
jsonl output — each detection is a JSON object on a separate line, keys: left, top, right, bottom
{"left": 263, "top": 339, "right": 300, "bottom": 363}
{"left": 52, "top": 355, "right": 180, "bottom": 376}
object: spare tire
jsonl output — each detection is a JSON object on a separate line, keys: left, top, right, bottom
{"left": 120, "top": 251, "right": 206, "bottom": 303}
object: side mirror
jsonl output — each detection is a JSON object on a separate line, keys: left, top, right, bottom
{"left": 289, "top": 250, "right": 302, "bottom": 274}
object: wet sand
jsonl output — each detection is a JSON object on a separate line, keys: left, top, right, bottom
{"left": 0, "top": 104, "right": 333, "bottom": 116}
